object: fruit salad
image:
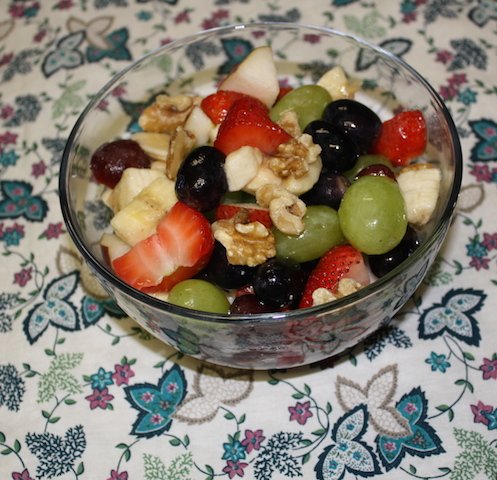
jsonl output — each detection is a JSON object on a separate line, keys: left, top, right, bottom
{"left": 91, "top": 46, "right": 441, "bottom": 315}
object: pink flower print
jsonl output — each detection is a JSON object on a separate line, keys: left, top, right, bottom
{"left": 85, "top": 388, "right": 114, "bottom": 409}
{"left": 223, "top": 460, "right": 248, "bottom": 479}
{"left": 31, "top": 160, "right": 47, "bottom": 178}
{"left": 241, "top": 429, "right": 265, "bottom": 453}
{"left": 9, "top": 5, "right": 25, "bottom": 18}
{"left": 480, "top": 357, "right": 497, "bottom": 380}
{"left": 33, "top": 29, "right": 46, "bottom": 43}
{"left": 448, "top": 73, "right": 467, "bottom": 87}
{"left": 304, "top": 34, "right": 321, "bottom": 44}
{"left": 482, "top": 233, "right": 497, "bottom": 251}
{"left": 469, "top": 256, "right": 490, "bottom": 271}
{"left": 151, "top": 413, "right": 164, "bottom": 425}
{"left": 42, "top": 222, "right": 64, "bottom": 239}
{"left": 404, "top": 402, "right": 418, "bottom": 415}
{"left": 0, "top": 53, "right": 14, "bottom": 67}
{"left": 470, "top": 164, "right": 493, "bottom": 182}
{"left": 289, "top": 400, "right": 313, "bottom": 425}
{"left": 471, "top": 401, "right": 493, "bottom": 425}
{"left": 14, "top": 267, "right": 32, "bottom": 287}
{"left": 12, "top": 469, "right": 34, "bottom": 480}
{"left": 436, "top": 50, "right": 453, "bottom": 64}
{"left": 0, "top": 131, "right": 17, "bottom": 146}
{"left": 107, "top": 470, "right": 128, "bottom": 480}
{"left": 112, "top": 363, "right": 135, "bottom": 386}
{"left": 1, "top": 105, "right": 14, "bottom": 119}
{"left": 111, "top": 85, "right": 127, "bottom": 98}
{"left": 439, "top": 85, "right": 458, "bottom": 101}
{"left": 56, "top": 0, "right": 74, "bottom": 9}
{"left": 383, "top": 441, "right": 396, "bottom": 452}
{"left": 174, "top": 9, "right": 191, "bottom": 24}
{"left": 167, "top": 382, "right": 179, "bottom": 393}
{"left": 141, "top": 391, "right": 154, "bottom": 403}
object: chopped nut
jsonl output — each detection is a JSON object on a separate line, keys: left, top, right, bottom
{"left": 277, "top": 110, "right": 302, "bottom": 137}
{"left": 165, "top": 126, "right": 196, "bottom": 180}
{"left": 310, "top": 278, "right": 363, "bottom": 307}
{"left": 138, "top": 94, "right": 199, "bottom": 134}
{"left": 212, "top": 218, "right": 276, "bottom": 267}
{"left": 397, "top": 163, "right": 441, "bottom": 226}
{"left": 268, "top": 139, "right": 309, "bottom": 178}
{"left": 255, "top": 184, "right": 306, "bottom": 236}
{"left": 312, "top": 288, "right": 337, "bottom": 306}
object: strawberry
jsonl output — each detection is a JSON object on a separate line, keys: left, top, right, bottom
{"left": 214, "top": 96, "right": 291, "bottom": 156}
{"left": 299, "top": 245, "right": 369, "bottom": 308}
{"left": 112, "top": 202, "right": 214, "bottom": 291}
{"left": 215, "top": 203, "right": 272, "bottom": 228}
{"left": 200, "top": 90, "right": 248, "bottom": 124}
{"left": 373, "top": 110, "right": 427, "bottom": 167}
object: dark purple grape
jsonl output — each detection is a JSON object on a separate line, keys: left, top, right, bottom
{"left": 300, "top": 170, "right": 350, "bottom": 210}
{"left": 175, "top": 146, "right": 227, "bottom": 212}
{"left": 90, "top": 139, "right": 151, "bottom": 188}
{"left": 356, "top": 163, "right": 396, "bottom": 180}
{"left": 322, "top": 99, "right": 381, "bottom": 154}
{"left": 304, "top": 120, "right": 359, "bottom": 172}
{"left": 368, "top": 226, "right": 421, "bottom": 278}
{"left": 230, "top": 294, "right": 275, "bottom": 314}
{"left": 253, "top": 259, "right": 305, "bottom": 309}
{"left": 204, "top": 242, "right": 256, "bottom": 290}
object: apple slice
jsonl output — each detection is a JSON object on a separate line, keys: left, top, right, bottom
{"left": 218, "top": 46, "right": 279, "bottom": 108}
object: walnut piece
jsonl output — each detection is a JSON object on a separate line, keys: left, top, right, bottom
{"left": 311, "top": 278, "right": 364, "bottom": 306}
{"left": 165, "top": 126, "right": 195, "bottom": 180}
{"left": 212, "top": 218, "right": 276, "bottom": 267}
{"left": 138, "top": 94, "right": 199, "bottom": 134}
{"left": 277, "top": 110, "right": 302, "bottom": 137}
{"left": 255, "top": 184, "right": 306, "bottom": 236}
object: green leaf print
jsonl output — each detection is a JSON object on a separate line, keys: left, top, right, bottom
{"left": 450, "top": 428, "right": 497, "bottom": 480}
{"left": 52, "top": 79, "right": 87, "bottom": 119}
{"left": 37, "top": 353, "right": 84, "bottom": 403}
{"left": 143, "top": 452, "right": 193, "bottom": 480}
{"left": 343, "top": 11, "right": 386, "bottom": 39}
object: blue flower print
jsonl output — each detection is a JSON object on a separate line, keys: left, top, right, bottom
{"left": 24, "top": 272, "right": 81, "bottom": 344}
{"left": 376, "top": 388, "right": 444, "bottom": 470}
{"left": 86, "top": 28, "right": 132, "bottom": 63}
{"left": 418, "top": 288, "right": 485, "bottom": 346}
{"left": 218, "top": 38, "right": 254, "bottom": 75}
{"left": 425, "top": 352, "right": 451, "bottom": 372}
{"left": 315, "top": 405, "right": 381, "bottom": 480}
{"left": 0, "top": 180, "right": 48, "bottom": 222}
{"left": 484, "top": 409, "right": 497, "bottom": 430}
{"left": 90, "top": 367, "right": 114, "bottom": 391}
{"left": 0, "top": 150, "right": 19, "bottom": 168}
{"left": 42, "top": 31, "right": 85, "bottom": 78}
{"left": 124, "top": 364, "right": 187, "bottom": 438}
{"left": 469, "top": 118, "right": 497, "bottom": 162}
{"left": 222, "top": 438, "right": 247, "bottom": 462}
{"left": 457, "top": 87, "right": 477, "bottom": 105}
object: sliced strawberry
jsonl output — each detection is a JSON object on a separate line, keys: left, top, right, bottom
{"left": 215, "top": 203, "right": 272, "bottom": 229}
{"left": 200, "top": 90, "right": 248, "bottom": 124}
{"left": 214, "top": 96, "right": 292, "bottom": 156}
{"left": 373, "top": 110, "right": 427, "bottom": 167}
{"left": 299, "top": 245, "right": 369, "bottom": 308}
{"left": 112, "top": 202, "right": 214, "bottom": 291}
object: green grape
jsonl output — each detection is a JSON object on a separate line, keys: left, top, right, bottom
{"left": 168, "top": 279, "right": 230, "bottom": 314}
{"left": 274, "top": 205, "right": 345, "bottom": 263}
{"left": 270, "top": 85, "right": 332, "bottom": 130}
{"left": 338, "top": 176, "right": 407, "bottom": 255}
{"left": 344, "top": 154, "right": 393, "bottom": 181}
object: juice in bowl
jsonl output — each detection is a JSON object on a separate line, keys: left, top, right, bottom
{"left": 59, "top": 22, "right": 462, "bottom": 370}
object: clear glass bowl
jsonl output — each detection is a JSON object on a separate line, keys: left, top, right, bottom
{"left": 59, "top": 22, "right": 462, "bottom": 370}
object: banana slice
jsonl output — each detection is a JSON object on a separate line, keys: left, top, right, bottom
{"left": 397, "top": 163, "right": 441, "bottom": 226}
{"left": 132, "top": 132, "right": 171, "bottom": 162}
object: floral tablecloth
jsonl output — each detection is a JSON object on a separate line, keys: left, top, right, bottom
{"left": 1, "top": 1, "right": 497, "bottom": 479}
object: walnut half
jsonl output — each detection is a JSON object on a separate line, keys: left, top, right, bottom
{"left": 212, "top": 217, "right": 276, "bottom": 267}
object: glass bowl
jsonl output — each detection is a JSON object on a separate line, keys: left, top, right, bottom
{"left": 59, "top": 22, "right": 462, "bottom": 370}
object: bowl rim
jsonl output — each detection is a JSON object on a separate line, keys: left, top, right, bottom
{"left": 59, "top": 21, "right": 463, "bottom": 324}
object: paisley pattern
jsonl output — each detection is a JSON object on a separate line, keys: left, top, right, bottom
{"left": 1, "top": 1, "right": 497, "bottom": 479}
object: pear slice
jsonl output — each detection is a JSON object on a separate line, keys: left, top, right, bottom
{"left": 218, "top": 46, "right": 279, "bottom": 108}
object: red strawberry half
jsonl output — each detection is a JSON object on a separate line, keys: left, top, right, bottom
{"left": 201, "top": 90, "right": 248, "bottom": 124}
{"left": 214, "top": 96, "right": 291, "bottom": 156}
{"left": 299, "top": 245, "right": 370, "bottom": 308}
{"left": 373, "top": 109, "right": 427, "bottom": 167}
{"left": 215, "top": 203, "right": 272, "bottom": 229}
{"left": 112, "top": 202, "right": 214, "bottom": 291}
